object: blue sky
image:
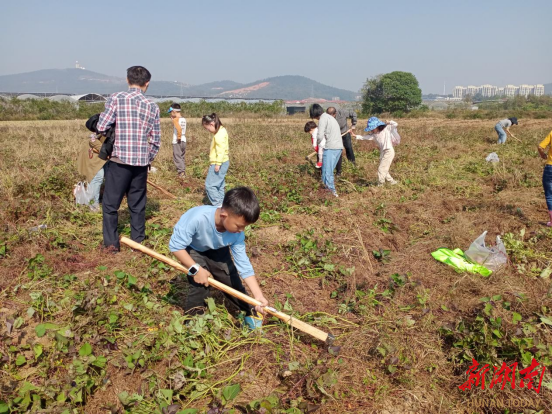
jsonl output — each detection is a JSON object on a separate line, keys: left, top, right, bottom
{"left": 1, "top": 0, "right": 550, "bottom": 94}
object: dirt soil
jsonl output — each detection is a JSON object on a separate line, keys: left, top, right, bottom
{"left": 0, "top": 117, "right": 551, "bottom": 413}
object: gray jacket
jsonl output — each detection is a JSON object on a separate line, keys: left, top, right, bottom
{"left": 317, "top": 113, "right": 343, "bottom": 150}
{"left": 335, "top": 109, "right": 357, "bottom": 133}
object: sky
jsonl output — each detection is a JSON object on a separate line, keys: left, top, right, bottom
{"left": 1, "top": 0, "right": 551, "bottom": 94}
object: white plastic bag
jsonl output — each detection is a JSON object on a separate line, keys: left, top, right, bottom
{"left": 73, "top": 182, "right": 94, "bottom": 206}
{"left": 486, "top": 152, "right": 499, "bottom": 163}
{"left": 389, "top": 125, "right": 401, "bottom": 146}
{"left": 465, "top": 231, "right": 508, "bottom": 272}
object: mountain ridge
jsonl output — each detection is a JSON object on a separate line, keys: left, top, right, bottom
{"left": 0, "top": 69, "right": 358, "bottom": 101}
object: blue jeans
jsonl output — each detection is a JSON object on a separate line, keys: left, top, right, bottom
{"left": 205, "top": 161, "right": 229, "bottom": 205}
{"left": 321, "top": 149, "right": 342, "bottom": 193}
{"left": 89, "top": 163, "right": 108, "bottom": 205}
{"left": 543, "top": 165, "right": 552, "bottom": 211}
{"left": 495, "top": 124, "right": 507, "bottom": 144}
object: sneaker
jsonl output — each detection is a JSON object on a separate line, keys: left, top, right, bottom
{"left": 178, "top": 172, "right": 186, "bottom": 179}
{"left": 89, "top": 203, "right": 100, "bottom": 213}
{"left": 389, "top": 180, "right": 398, "bottom": 185}
{"left": 316, "top": 162, "right": 322, "bottom": 169}
{"left": 332, "top": 191, "right": 339, "bottom": 198}
{"left": 244, "top": 314, "right": 263, "bottom": 331}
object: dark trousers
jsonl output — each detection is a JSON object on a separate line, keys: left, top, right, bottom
{"left": 335, "top": 132, "right": 356, "bottom": 174}
{"left": 102, "top": 162, "right": 148, "bottom": 249}
{"left": 185, "top": 247, "right": 253, "bottom": 316}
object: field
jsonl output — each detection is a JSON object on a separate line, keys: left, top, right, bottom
{"left": 1, "top": 117, "right": 552, "bottom": 414}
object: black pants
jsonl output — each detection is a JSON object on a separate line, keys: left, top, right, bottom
{"left": 185, "top": 247, "right": 253, "bottom": 316}
{"left": 335, "top": 132, "right": 356, "bottom": 174}
{"left": 102, "top": 162, "right": 148, "bottom": 249}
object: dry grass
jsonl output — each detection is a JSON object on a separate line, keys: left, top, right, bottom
{"left": 1, "top": 117, "right": 551, "bottom": 413}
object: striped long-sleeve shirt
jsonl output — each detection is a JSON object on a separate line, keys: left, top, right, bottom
{"left": 97, "top": 88, "right": 161, "bottom": 166}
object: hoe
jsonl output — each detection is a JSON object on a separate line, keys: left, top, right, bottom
{"left": 120, "top": 237, "right": 335, "bottom": 345}
{"left": 146, "top": 179, "right": 177, "bottom": 199}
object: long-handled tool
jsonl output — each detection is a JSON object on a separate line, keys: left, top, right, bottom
{"left": 120, "top": 237, "right": 334, "bottom": 344}
{"left": 147, "top": 180, "right": 177, "bottom": 199}
{"left": 305, "top": 151, "right": 317, "bottom": 162}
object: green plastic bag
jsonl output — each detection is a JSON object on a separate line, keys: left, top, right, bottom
{"left": 431, "top": 248, "right": 492, "bottom": 277}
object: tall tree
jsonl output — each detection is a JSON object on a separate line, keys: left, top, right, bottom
{"left": 362, "top": 71, "right": 422, "bottom": 114}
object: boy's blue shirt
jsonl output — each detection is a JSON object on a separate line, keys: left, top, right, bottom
{"left": 169, "top": 205, "right": 254, "bottom": 279}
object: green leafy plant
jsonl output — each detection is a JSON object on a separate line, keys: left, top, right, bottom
{"left": 26, "top": 254, "right": 52, "bottom": 280}
{"left": 372, "top": 249, "right": 391, "bottom": 264}
{"left": 440, "top": 297, "right": 552, "bottom": 367}
{"left": 286, "top": 230, "right": 339, "bottom": 279}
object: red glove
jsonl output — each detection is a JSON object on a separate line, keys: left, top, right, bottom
{"left": 314, "top": 146, "right": 319, "bottom": 152}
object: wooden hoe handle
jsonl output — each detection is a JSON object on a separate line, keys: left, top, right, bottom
{"left": 120, "top": 237, "right": 333, "bottom": 344}
{"left": 147, "top": 180, "right": 177, "bottom": 199}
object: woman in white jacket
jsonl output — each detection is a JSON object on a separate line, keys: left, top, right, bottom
{"left": 352, "top": 117, "right": 398, "bottom": 186}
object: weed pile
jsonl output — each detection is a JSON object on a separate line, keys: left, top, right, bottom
{"left": 1, "top": 117, "right": 552, "bottom": 413}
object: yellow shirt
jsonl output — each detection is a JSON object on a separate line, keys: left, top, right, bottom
{"left": 209, "top": 126, "right": 229, "bottom": 165}
{"left": 539, "top": 130, "right": 552, "bottom": 165}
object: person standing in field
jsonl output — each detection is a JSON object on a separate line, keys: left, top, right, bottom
{"left": 202, "top": 113, "right": 229, "bottom": 206}
{"left": 537, "top": 129, "right": 552, "bottom": 226}
{"left": 97, "top": 66, "right": 161, "bottom": 251}
{"left": 169, "top": 103, "right": 187, "bottom": 179}
{"left": 310, "top": 104, "right": 343, "bottom": 197}
{"left": 352, "top": 117, "right": 399, "bottom": 187}
{"left": 495, "top": 117, "right": 518, "bottom": 144}
{"left": 328, "top": 106, "right": 357, "bottom": 173}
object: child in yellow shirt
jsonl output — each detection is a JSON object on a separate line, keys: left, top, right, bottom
{"left": 537, "top": 130, "right": 552, "bottom": 226}
{"left": 202, "top": 113, "right": 229, "bottom": 206}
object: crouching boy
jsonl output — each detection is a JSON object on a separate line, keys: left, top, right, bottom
{"left": 169, "top": 187, "right": 268, "bottom": 329}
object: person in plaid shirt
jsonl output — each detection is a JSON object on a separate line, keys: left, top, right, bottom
{"left": 97, "top": 66, "right": 161, "bottom": 251}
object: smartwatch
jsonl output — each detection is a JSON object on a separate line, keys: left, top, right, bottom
{"left": 188, "top": 263, "right": 200, "bottom": 277}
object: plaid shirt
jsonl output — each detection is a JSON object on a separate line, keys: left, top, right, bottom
{"left": 97, "top": 88, "right": 161, "bottom": 166}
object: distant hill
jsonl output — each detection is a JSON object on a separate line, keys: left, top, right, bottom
{"left": 215, "top": 75, "right": 358, "bottom": 101}
{"left": 0, "top": 69, "right": 127, "bottom": 94}
{"left": 0, "top": 69, "right": 358, "bottom": 101}
{"left": 184, "top": 80, "right": 244, "bottom": 96}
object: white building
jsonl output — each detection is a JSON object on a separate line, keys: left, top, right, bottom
{"left": 452, "top": 83, "right": 544, "bottom": 98}
{"left": 466, "top": 85, "right": 480, "bottom": 96}
{"left": 504, "top": 85, "right": 519, "bottom": 97}
{"left": 481, "top": 84, "right": 498, "bottom": 97}
{"left": 518, "top": 84, "right": 534, "bottom": 97}
{"left": 453, "top": 86, "right": 467, "bottom": 99}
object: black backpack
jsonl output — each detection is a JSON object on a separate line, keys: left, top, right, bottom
{"left": 85, "top": 114, "right": 116, "bottom": 161}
